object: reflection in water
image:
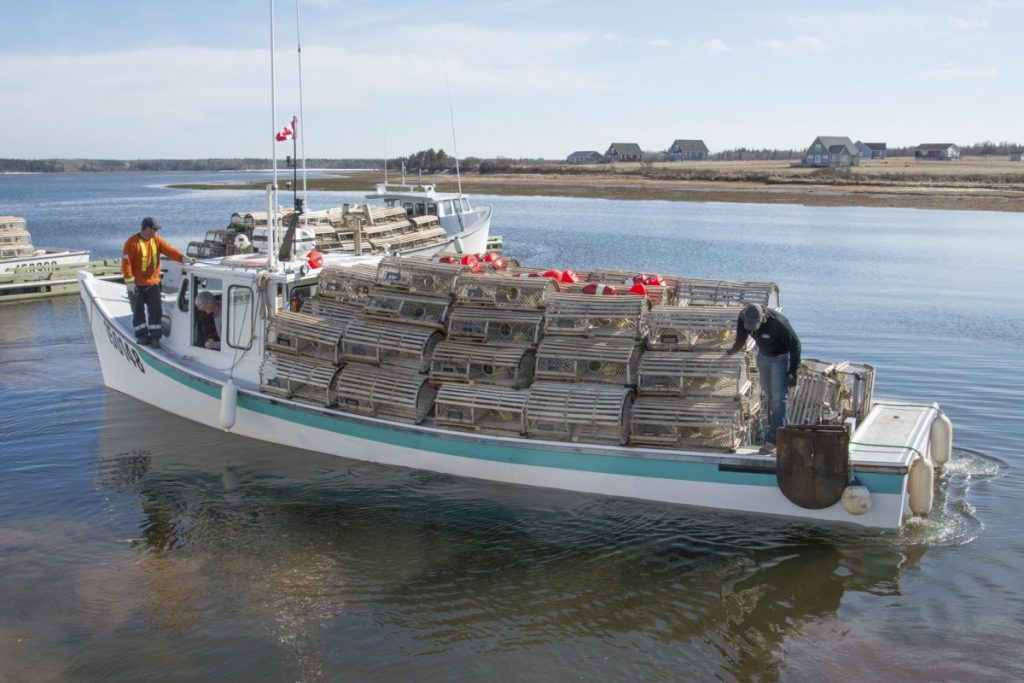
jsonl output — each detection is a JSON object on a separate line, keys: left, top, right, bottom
{"left": 86, "top": 393, "right": 977, "bottom": 681}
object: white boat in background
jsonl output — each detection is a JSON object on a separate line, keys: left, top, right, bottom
{"left": 77, "top": 207, "right": 954, "bottom": 532}
{"left": 364, "top": 181, "right": 492, "bottom": 255}
{"left": 0, "top": 215, "right": 90, "bottom": 274}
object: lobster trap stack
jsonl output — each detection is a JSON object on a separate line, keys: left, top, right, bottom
{"left": 430, "top": 272, "right": 556, "bottom": 433}
{"left": 332, "top": 256, "right": 457, "bottom": 423}
{"left": 630, "top": 301, "right": 759, "bottom": 451}
{"left": 260, "top": 310, "right": 349, "bottom": 407}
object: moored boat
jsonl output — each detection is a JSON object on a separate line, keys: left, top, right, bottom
{"left": 0, "top": 215, "right": 90, "bottom": 274}
{"left": 77, "top": 225, "right": 953, "bottom": 531}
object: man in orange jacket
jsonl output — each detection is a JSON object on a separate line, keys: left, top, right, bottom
{"left": 121, "top": 216, "right": 194, "bottom": 348}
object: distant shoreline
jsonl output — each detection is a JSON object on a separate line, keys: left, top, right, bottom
{"left": 171, "top": 160, "right": 1024, "bottom": 213}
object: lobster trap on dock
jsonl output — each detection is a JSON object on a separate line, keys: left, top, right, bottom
{"left": 647, "top": 305, "right": 744, "bottom": 351}
{"left": 637, "top": 351, "right": 751, "bottom": 398}
{"left": 534, "top": 337, "right": 641, "bottom": 386}
{"left": 265, "top": 311, "right": 348, "bottom": 365}
{"left": 453, "top": 273, "right": 558, "bottom": 309}
{"left": 364, "top": 287, "right": 451, "bottom": 329}
{"left": 375, "top": 255, "right": 461, "bottom": 297}
{"left": 446, "top": 307, "right": 545, "bottom": 346}
{"left": 629, "top": 396, "right": 754, "bottom": 451}
{"left": 259, "top": 353, "right": 341, "bottom": 407}
{"left": 431, "top": 340, "right": 536, "bottom": 388}
{"left": 434, "top": 385, "right": 529, "bottom": 436}
{"left": 543, "top": 293, "right": 650, "bottom": 339}
{"left": 676, "top": 278, "right": 780, "bottom": 309}
{"left": 342, "top": 317, "right": 442, "bottom": 371}
{"left": 525, "top": 381, "right": 633, "bottom": 445}
{"left": 334, "top": 363, "right": 437, "bottom": 424}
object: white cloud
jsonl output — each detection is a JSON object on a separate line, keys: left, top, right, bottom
{"left": 924, "top": 64, "right": 999, "bottom": 79}
{"left": 703, "top": 38, "right": 731, "bottom": 56}
{"left": 760, "top": 35, "right": 828, "bottom": 57}
{"left": 948, "top": 17, "right": 990, "bottom": 30}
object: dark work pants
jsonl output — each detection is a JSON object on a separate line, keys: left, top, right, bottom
{"left": 132, "top": 284, "right": 163, "bottom": 342}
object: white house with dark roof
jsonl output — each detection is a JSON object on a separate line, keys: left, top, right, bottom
{"left": 915, "top": 143, "right": 960, "bottom": 161}
{"left": 604, "top": 143, "right": 643, "bottom": 163}
{"left": 667, "top": 139, "right": 709, "bottom": 161}
{"left": 803, "top": 136, "right": 860, "bottom": 167}
{"left": 567, "top": 150, "right": 603, "bottom": 164}
{"left": 855, "top": 141, "right": 887, "bottom": 159}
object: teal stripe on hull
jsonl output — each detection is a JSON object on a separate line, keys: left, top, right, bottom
{"left": 140, "top": 351, "right": 907, "bottom": 495}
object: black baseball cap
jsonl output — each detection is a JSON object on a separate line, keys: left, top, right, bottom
{"left": 141, "top": 216, "right": 162, "bottom": 230}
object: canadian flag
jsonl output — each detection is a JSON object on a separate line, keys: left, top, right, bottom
{"left": 275, "top": 118, "right": 296, "bottom": 142}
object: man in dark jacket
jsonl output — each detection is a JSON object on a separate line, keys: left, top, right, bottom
{"left": 728, "top": 303, "right": 801, "bottom": 454}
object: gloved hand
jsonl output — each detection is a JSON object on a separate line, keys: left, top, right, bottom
{"left": 125, "top": 279, "right": 136, "bottom": 296}
{"left": 787, "top": 373, "right": 798, "bottom": 388}
{"left": 183, "top": 256, "right": 196, "bottom": 266}
{"left": 725, "top": 345, "right": 739, "bottom": 356}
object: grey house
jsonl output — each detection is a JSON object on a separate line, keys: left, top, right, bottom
{"left": 803, "top": 136, "right": 860, "bottom": 167}
{"left": 914, "top": 143, "right": 960, "bottom": 161}
{"left": 567, "top": 150, "right": 603, "bottom": 164}
{"left": 604, "top": 143, "right": 643, "bottom": 163}
{"left": 855, "top": 141, "right": 887, "bottom": 159}
{"left": 667, "top": 139, "right": 709, "bottom": 161}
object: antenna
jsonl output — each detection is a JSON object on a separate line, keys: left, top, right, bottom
{"left": 294, "top": 0, "right": 308, "bottom": 208}
{"left": 444, "top": 60, "right": 463, "bottom": 197}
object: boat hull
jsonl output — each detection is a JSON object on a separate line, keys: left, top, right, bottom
{"left": 0, "top": 249, "right": 91, "bottom": 274}
{"left": 79, "top": 272, "right": 915, "bottom": 531}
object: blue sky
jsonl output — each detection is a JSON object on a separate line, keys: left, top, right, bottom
{"left": 1, "top": 0, "right": 1020, "bottom": 159}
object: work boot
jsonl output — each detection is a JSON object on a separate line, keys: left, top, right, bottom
{"left": 150, "top": 338, "right": 161, "bottom": 349}
{"left": 758, "top": 442, "right": 776, "bottom": 455}
{"left": 137, "top": 338, "right": 149, "bottom": 346}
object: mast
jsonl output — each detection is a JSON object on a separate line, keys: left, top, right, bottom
{"left": 294, "top": 0, "right": 308, "bottom": 208}
{"left": 268, "top": 0, "right": 280, "bottom": 268}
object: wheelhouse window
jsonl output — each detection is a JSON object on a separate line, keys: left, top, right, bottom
{"left": 427, "top": 203, "right": 437, "bottom": 215}
{"left": 442, "top": 200, "right": 454, "bottom": 215}
{"left": 227, "top": 285, "right": 254, "bottom": 350}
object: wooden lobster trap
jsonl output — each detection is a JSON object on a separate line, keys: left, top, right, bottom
{"left": 563, "top": 281, "right": 675, "bottom": 305}
{"left": 317, "top": 263, "right": 378, "bottom": 304}
{"left": 535, "top": 337, "right": 640, "bottom": 386}
{"left": 259, "top": 353, "right": 341, "bottom": 407}
{"left": 446, "top": 307, "right": 545, "bottom": 346}
{"left": 364, "top": 287, "right": 451, "bottom": 329}
{"left": 790, "top": 359, "right": 875, "bottom": 425}
{"left": 637, "top": 351, "right": 751, "bottom": 398}
{"left": 342, "top": 317, "right": 442, "bottom": 371}
{"left": 453, "top": 273, "right": 558, "bottom": 309}
{"left": 543, "top": 293, "right": 650, "bottom": 339}
{"left": 585, "top": 268, "right": 680, "bottom": 305}
{"left": 300, "top": 297, "right": 364, "bottom": 325}
{"left": 334, "top": 363, "right": 437, "bottom": 424}
{"left": 430, "top": 340, "right": 536, "bottom": 388}
{"left": 434, "top": 385, "right": 529, "bottom": 436}
{"left": 265, "top": 310, "right": 348, "bottom": 365}
{"left": 788, "top": 362, "right": 841, "bottom": 426}
{"left": 647, "top": 305, "right": 744, "bottom": 351}
{"left": 676, "top": 277, "right": 781, "bottom": 309}
{"left": 375, "top": 255, "right": 461, "bottom": 297}
{"left": 629, "top": 396, "right": 753, "bottom": 451}
{"left": 525, "top": 381, "right": 633, "bottom": 445}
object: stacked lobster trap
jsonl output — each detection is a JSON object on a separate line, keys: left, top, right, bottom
{"left": 333, "top": 256, "right": 459, "bottom": 423}
{"left": 430, "top": 271, "right": 557, "bottom": 436}
{"left": 260, "top": 309, "right": 349, "bottom": 408}
{"left": 630, "top": 302, "right": 760, "bottom": 452}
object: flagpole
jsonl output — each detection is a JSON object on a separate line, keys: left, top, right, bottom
{"left": 292, "top": 116, "right": 299, "bottom": 211}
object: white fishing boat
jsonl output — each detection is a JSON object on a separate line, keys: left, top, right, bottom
{"left": 77, "top": 212, "right": 954, "bottom": 531}
{"left": 0, "top": 215, "right": 90, "bottom": 274}
{"left": 364, "top": 181, "right": 492, "bottom": 255}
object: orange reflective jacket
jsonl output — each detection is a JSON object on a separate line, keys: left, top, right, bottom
{"left": 121, "top": 234, "right": 184, "bottom": 287}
